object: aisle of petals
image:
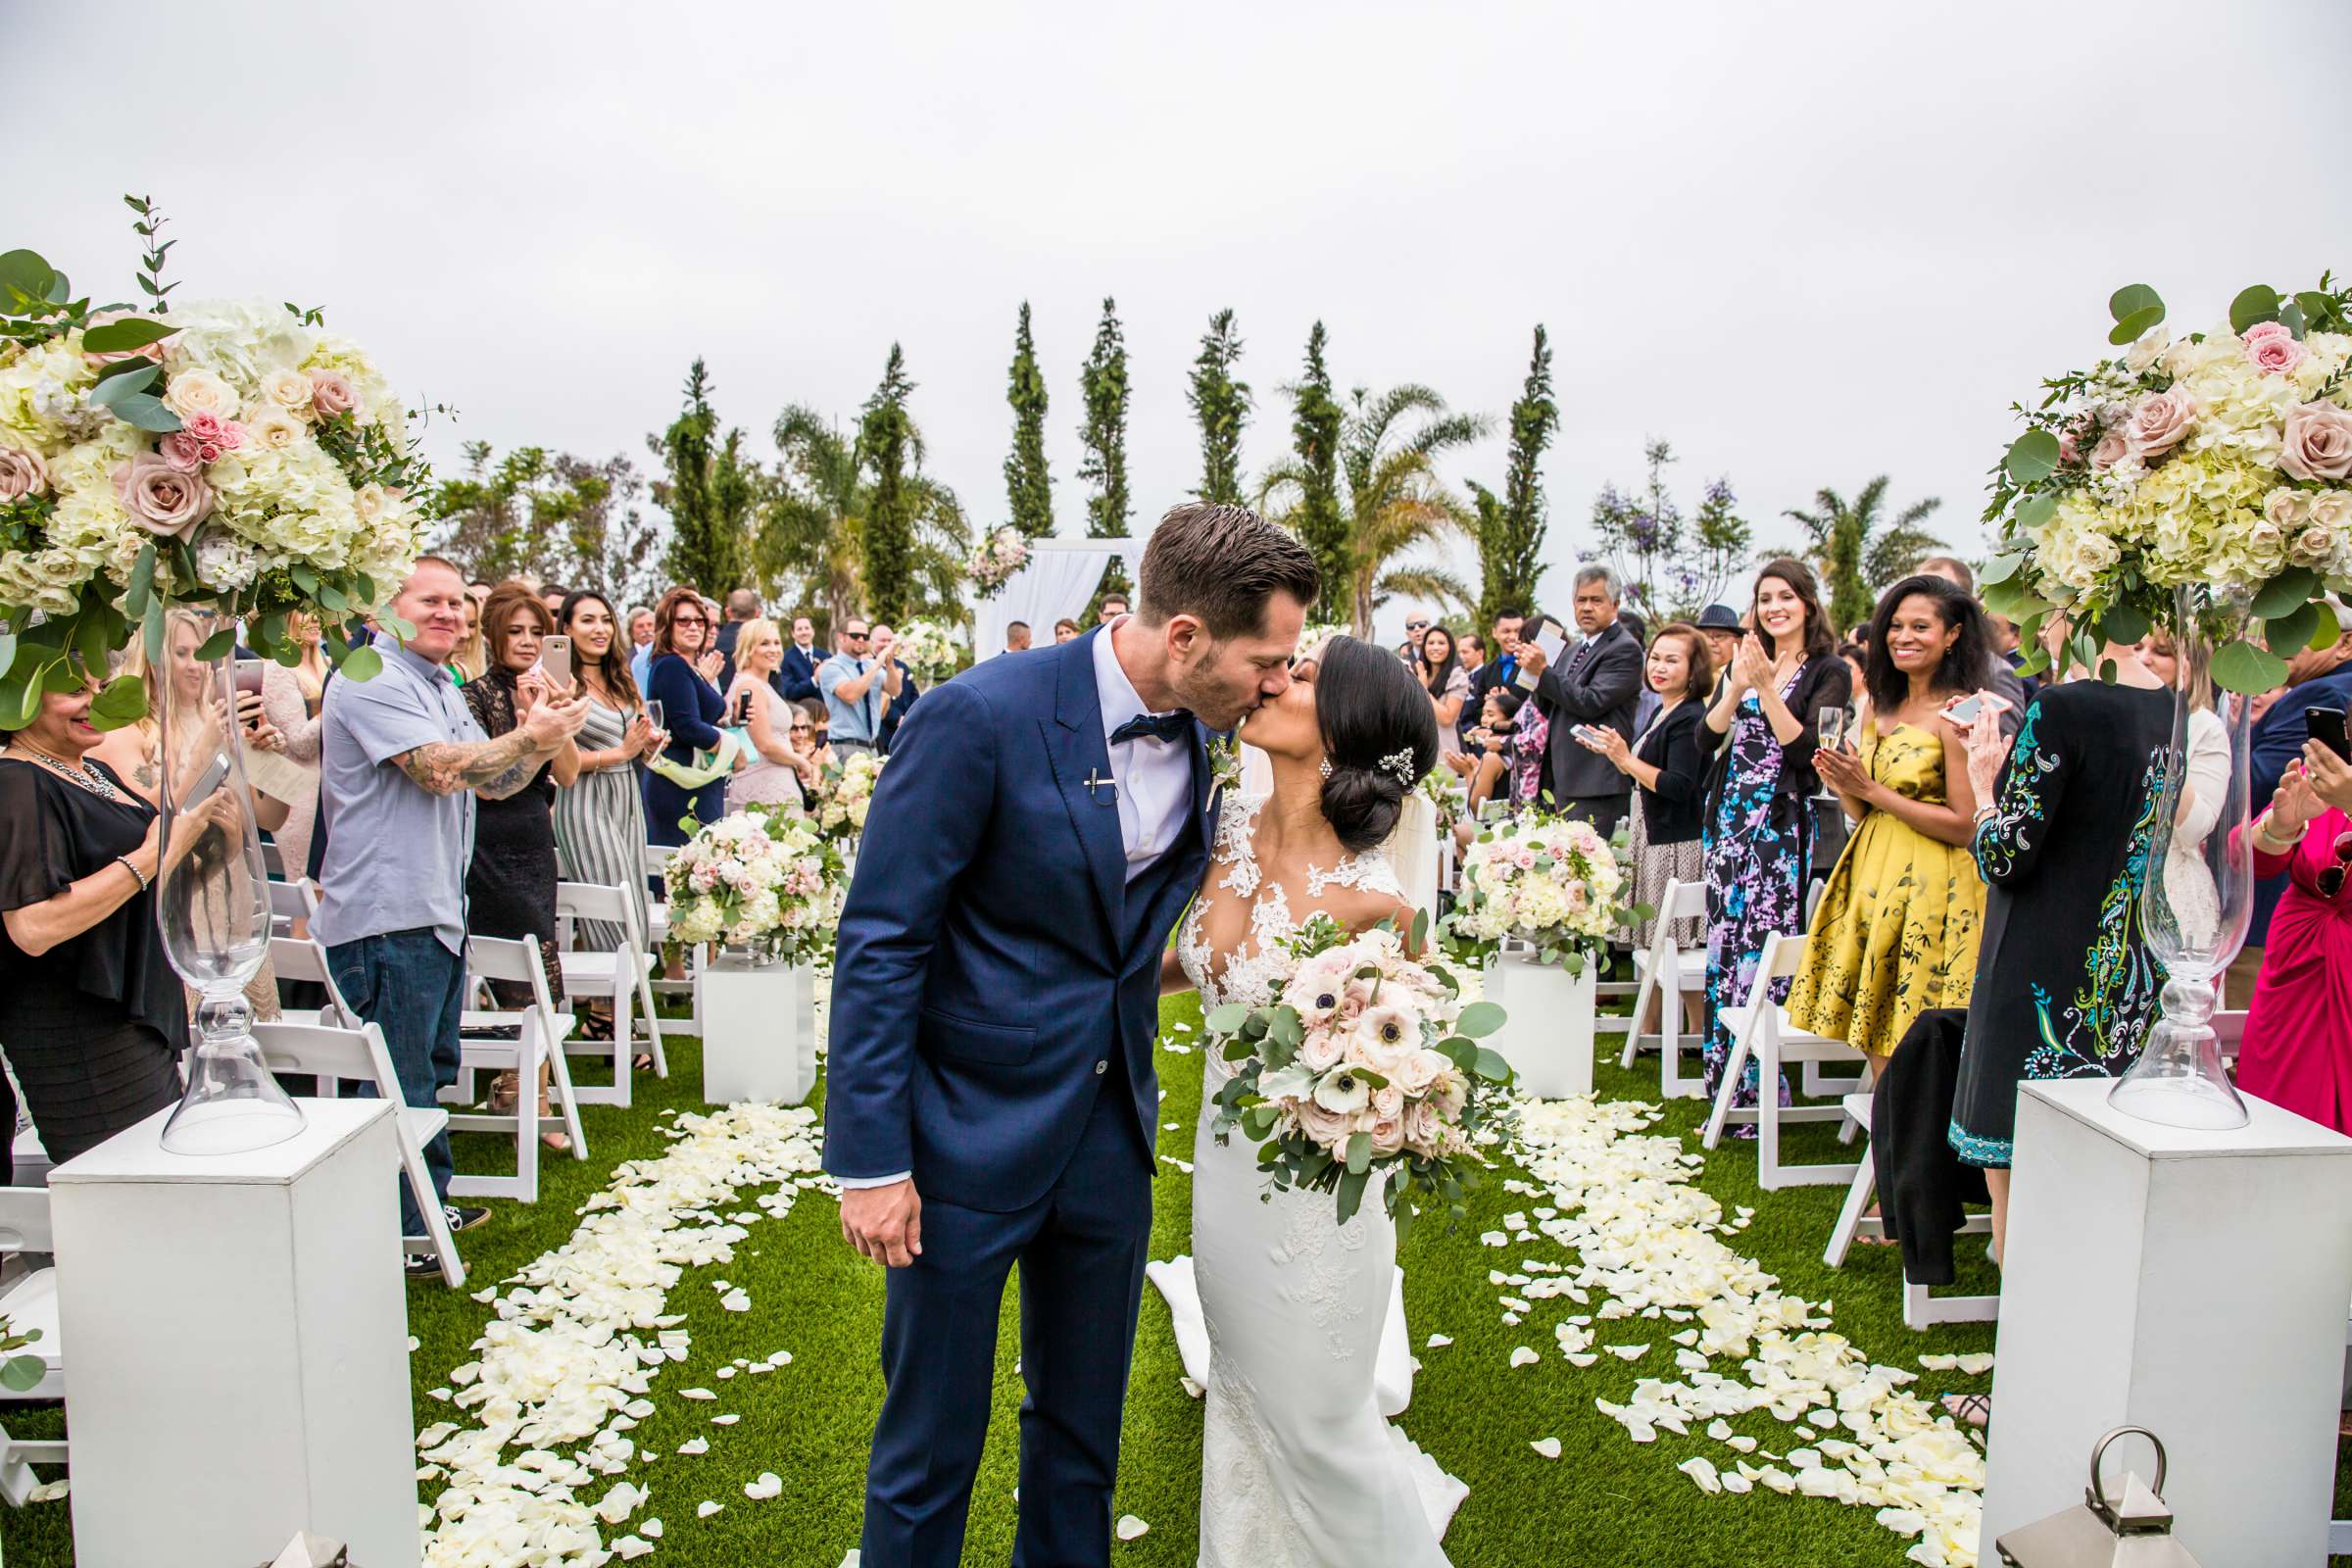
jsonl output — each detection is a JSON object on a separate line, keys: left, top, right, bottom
{"left": 1499, "top": 1096, "right": 1985, "bottom": 1568}
{"left": 416, "top": 1102, "right": 828, "bottom": 1568}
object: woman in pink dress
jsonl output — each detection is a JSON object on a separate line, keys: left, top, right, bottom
{"left": 2236, "top": 741, "right": 2352, "bottom": 1133}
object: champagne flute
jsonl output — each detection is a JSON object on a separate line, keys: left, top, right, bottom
{"left": 646, "top": 699, "right": 664, "bottom": 733}
{"left": 1814, "top": 708, "right": 1847, "bottom": 802}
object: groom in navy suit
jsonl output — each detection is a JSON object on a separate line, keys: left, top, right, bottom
{"left": 827, "top": 504, "right": 1319, "bottom": 1567}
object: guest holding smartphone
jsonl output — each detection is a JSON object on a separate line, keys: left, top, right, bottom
{"left": 725, "top": 618, "right": 822, "bottom": 812}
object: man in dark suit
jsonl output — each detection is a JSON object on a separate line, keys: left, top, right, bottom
{"left": 826, "top": 503, "right": 1317, "bottom": 1568}
{"left": 871, "top": 621, "right": 921, "bottom": 755}
{"left": 2235, "top": 601, "right": 2352, "bottom": 1001}
{"left": 775, "top": 613, "right": 825, "bottom": 704}
{"left": 712, "top": 587, "right": 760, "bottom": 692}
{"left": 1519, "top": 565, "right": 1644, "bottom": 837}
{"left": 1468, "top": 607, "right": 1524, "bottom": 707}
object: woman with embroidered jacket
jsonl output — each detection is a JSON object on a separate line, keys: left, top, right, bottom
{"left": 1947, "top": 627, "right": 2173, "bottom": 1263}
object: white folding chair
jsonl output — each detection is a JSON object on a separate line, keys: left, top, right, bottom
{"left": 261, "top": 838, "right": 287, "bottom": 879}
{"left": 1702, "top": 931, "right": 1873, "bottom": 1188}
{"left": 1822, "top": 1090, "right": 1998, "bottom": 1330}
{"left": 555, "top": 881, "right": 667, "bottom": 1106}
{"left": 267, "top": 933, "right": 361, "bottom": 1031}
{"left": 643, "top": 844, "right": 702, "bottom": 1038}
{"left": 2214, "top": 1008, "right": 2246, "bottom": 1075}
{"left": 444, "top": 935, "right": 587, "bottom": 1203}
{"left": 1618, "top": 879, "right": 1709, "bottom": 1100}
{"left": 0, "top": 1189, "right": 66, "bottom": 1506}
{"left": 254, "top": 1015, "right": 466, "bottom": 1288}
{"left": 266, "top": 876, "right": 318, "bottom": 939}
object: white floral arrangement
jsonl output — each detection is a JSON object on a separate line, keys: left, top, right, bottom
{"left": 1418, "top": 765, "right": 1463, "bottom": 838}
{"left": 0, "top": 199, "right": 427, "bottom": 724}
{"left": 966, "top": 525, "right": 1029, "bottom": 599}
{"left": 1205, "top": 913, "right": 1512, "bottom": 1237}
{"left": 891, "top": 617, "right": 962, "bottom": 685}
{"left": 662, "top": 808, "right": 842, "bottom": 962}
{"left": 814, "top": 749, "right": 884, "bottom": 841}
{"left": 1984, "top": 274, "right": 2352, "bottom": 692}
{"left": 1446, "top": 809, "right": 1639, "bottom": 971}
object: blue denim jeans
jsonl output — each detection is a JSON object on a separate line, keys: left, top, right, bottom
{"left": 328, "top": 928, "right": 466, "bottom": 1237}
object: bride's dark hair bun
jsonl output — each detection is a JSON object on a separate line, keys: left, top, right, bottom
{"left": 1314, "top": 635, "right": 1441, "bottom": 854}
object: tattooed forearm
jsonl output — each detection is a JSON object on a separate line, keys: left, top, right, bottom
{"left": 394, "top": 728, "right": 544, "bottom": 797}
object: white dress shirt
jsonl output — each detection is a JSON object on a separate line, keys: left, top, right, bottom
{"left": 1093, "top": 617, "right": 1196, "bottom": 880}
{"left": 837, "top": 621, "right": 1196, "bottom": 1193}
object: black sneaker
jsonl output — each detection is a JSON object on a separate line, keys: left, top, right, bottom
{"left": 406, "top": 1253, "right": 446, "bottom": 1280}
{"left": 444, "top": 1204, "right": 493, "bottom": 1234}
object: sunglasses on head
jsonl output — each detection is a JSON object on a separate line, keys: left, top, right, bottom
{"left": 2319, "top": 831, "right": 2352, "bottom": 901}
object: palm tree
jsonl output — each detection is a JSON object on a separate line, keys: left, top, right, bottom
{"left": 1258, "top": 384, "right": 1488, "bottom": 635}
{"left": 761, "top": 405, "right": 969, "bottom": 630}
{"left": 1778, "top": 477, "right": 1944, "bottom": 634}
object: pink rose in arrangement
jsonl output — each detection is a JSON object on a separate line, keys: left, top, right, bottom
{"left": 179, "top": 411, "right": 246, "bottom": 465}
{"left": 0, "top": 447, "right": 47, "bottom": 502}
{"left": 2124, "top": 389, "right": 2198, "bottom": 462}
{"left": 309, "top": 370, "right": 358, "bottom": 418}
{"left": 2058, "top": 430, "right": 2082, "bottom": 466}
{"left": 1370, "top": 1084, "right": 1405, "bottom": 1121}
{"left": 2243, "top": 320, "right": 2307, "bottom": 376}
{"left": 2090, "top": 430, "right": 2131, "bottom": 470}
{"left": 112, "top": 452, "right": 213, "bottom": 537}
{"left": 1392, "top": 1048, "right": 1446, "bottom": 1097}
{"left": 1296, "top": 1025, "right": 1347, "bottom": 1073}
{"left": 2281, "top": 402, "right": 2352, "bottom": 482}
{"left": 1403, "top": 1099, "right": 1444, "bottom": 1154}
{"left": 1291, "top": 1097, "right": 1354, "bottom": 1153}
{"left": 78, "top": 309, "right": 172, "bottom": 366}
{"left": 159, "top": 431, "right": 206, "bottom": 471}
{"left": 1364, "top": 1111, "right": 1407, "bottom": 1158}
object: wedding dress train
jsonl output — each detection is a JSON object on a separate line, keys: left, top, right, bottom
{"left": 1154, "top": 793, "right": 1467, "bottom": 1566}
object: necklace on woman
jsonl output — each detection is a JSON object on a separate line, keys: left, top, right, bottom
{"left": 6, "top": 742, "right": 122, "bottom": 802}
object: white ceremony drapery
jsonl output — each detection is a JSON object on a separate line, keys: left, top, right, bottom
{"left": 974, "top": 540, "right": 1142, "bottom": 661}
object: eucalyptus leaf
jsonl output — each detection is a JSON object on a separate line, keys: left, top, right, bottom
{"left": 1204, "top": 1004, "right": 1250, "bottom": 1035}
{"left": 0, "top": 632, "right": 14, "bottom": 682}
{"left": 2230, "top": 283, "right": 2280, "bottom": 334}
{"left": 2251, "top": 566, "right": 2321, "bottom": 619}
{"left": 2107, "top": 305, "right": 2165, "bottom": 347}
{"left": 0, "top": 1353, "right": 43, "bottom": 1394}
{"left": 2004, "top": 429, "right": 2061, "bottom": 486}
{"left": 124, "top": 542, "right": 157, "bottom": 620}
{"left": 90, "top": 357, "right": 161, "bottom": 392}
{"left": 2296, "top": 292, "right": 2340, "bottom": 332}
{"left": 2106, "top": 283, "right": 2163, "bottom": 323}
{"left": 2265, "top": 602, "right": 2319, "bottom": 658}
{"left": 1978, "top": 554, "right": 2026, "bottom": 588}
{"left": 0, "top": 251, "right": 53, "bottom": 309}
{"left": 1346, "top": 1132, "right": 1371, "bottom": 1176}
{"left": 194, "top": 627, "right": 235, "bottom": 662}
{"left": 87, "top": 673, "right": 148, "bottom": 731}
{"left": 0, "top": 672, "right": 36, "bottom": 730}
{"left": 2279, "top": 298, "right": 2308, "bottom": 341}
{"left": 1454, "top": 1001, "right": 1505, "bottom": 1039}
{"left": 2211, "top": 639, "right": 2289, "bottom": 696}
{"left": 1336, "top": 1168, "right": 1369, "bottom": 1227}
{"left": 1473, "top": 1047, "right": 1513, "bottom": 1083}
{"left": 2095, "top": 604, "right": 2149, "bottom": 646}
{"left": 340, "top": 643, "right": 384, "bottom": 681}
{"left": 79, "top": 317, "right": 175, "bottom": 353}
{"left": 106, "top": 391, "right": 182, "bottom": 433}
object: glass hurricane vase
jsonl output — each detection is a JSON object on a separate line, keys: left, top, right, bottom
{"left": 153, "top": 617, "right": 305, "bottom": 1154}
{"left": 2109, "top": 584, "right": 2253, "bottom": 1131}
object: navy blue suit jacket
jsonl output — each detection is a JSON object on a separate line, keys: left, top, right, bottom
{"left": 824, "top": 633, "right": 1216, "bottom": 1212}
{"left": 776, "top": 644, "right": 823, "bottom": 704}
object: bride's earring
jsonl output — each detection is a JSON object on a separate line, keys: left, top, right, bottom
{"left": 1318, "top": 758, "right": 1333, "bottom": 779}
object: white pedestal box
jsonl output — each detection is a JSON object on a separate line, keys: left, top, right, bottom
{"left": 50, "top": 1098, "right": 418, "bottom": 1568}
{"left": 1483, "top": 950, "right": 1597, "bottom": 1100}
{"left": 696, "top": 955, "right": 818, "bottom": 1105}
{"left": 1982, "top": 1081, "right": 2352, "bottom": 1567}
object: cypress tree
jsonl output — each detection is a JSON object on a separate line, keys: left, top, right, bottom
{"left": 1478, "top": 324, "right": 1557, "bottom": 624}
{"left": 1188, "top": 308, "right": 1250, "bottom": 506}
{"left": 858, "top": 344, "right": 916, "bottom": 623}
{"left": 1077, "top": 297, "right": 1132, "bottom": 540}
{"left": 1003, "top": 303, "right": 1054, "bottom": 538}
{"left": 652, "top": 359, "right": 755, "bottom": 594}
{"left": 1290, "top": 321, "right": 1348, "bottom": 612}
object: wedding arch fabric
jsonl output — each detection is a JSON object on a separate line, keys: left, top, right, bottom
{"left": 974, "top": 539, "right": 1143, "bottom": 661}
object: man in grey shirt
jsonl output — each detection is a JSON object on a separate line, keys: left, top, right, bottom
{"left": 315, "top": 556, "right": 584, "bottom": 1266}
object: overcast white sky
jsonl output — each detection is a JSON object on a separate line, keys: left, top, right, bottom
{"left": 19, "top": 1, "right": 2352, "bottom": 640}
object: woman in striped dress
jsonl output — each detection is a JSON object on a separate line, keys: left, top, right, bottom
{"left": 553, "top": 592, "right": 661, "bottom": 965}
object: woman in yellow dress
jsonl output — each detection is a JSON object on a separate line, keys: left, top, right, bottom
{"left": 1787, "top": 574, "right": 1996, "bottom": 1065}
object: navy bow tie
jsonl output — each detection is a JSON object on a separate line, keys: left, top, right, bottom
{"left": 1109, "top": 710, "right": 1194, "bottom": 747}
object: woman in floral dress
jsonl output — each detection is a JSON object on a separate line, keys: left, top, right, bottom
{"left": 1699, "top": 561, "right": 1851, "bottom": 1114}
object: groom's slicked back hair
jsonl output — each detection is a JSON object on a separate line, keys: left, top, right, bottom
{"left": 1137, "top": 503, "right": 1319, "bottom": 640}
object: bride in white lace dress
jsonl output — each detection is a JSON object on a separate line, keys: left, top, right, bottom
{"left": 1158, "top": 635, "right": 1468, "bottom": 1566}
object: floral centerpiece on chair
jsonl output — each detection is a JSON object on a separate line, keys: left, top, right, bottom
{"left": 0, "top": 197, "right": 430, "bottom": 723}
{"left": 891, "top": 617, "right": 963, "bottom": 686}
{"left": 1203, "top": 913, "right": 1511, "bottom": 1236}
{"left": 662, "top": 808, "right": 843, "bottom": 965}
{"left": 1444, "top": 809, "right": 1639, "bottom": 973}
{"left": 966, "top": 526, "right": 1029, "bottom": 600}
{"left": 813, "top": 749, "right": 884, "bottom": 842}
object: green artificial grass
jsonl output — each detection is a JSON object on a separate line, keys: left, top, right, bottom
{"left": 0, "top": 1000, "right": 2341, "bottom": 1567}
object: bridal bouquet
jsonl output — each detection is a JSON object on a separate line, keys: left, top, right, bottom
{"left": 663, "top": 808, "right": 843, "bottom": 963}
{"left": 966, "top": 526, "right": 1029, "bottom": 599}
{"left": 1445, "top": 810, "right": 1639, "bottom": 972}
{"left": 0, "top": 198, "right": 428, "bottom": 725}
{"left": 1982, "top": 275, "right": 2352, "bottom": 692}
{"left": 891, "top": 617, "right": 962, "bottom": 685}
{"left": 1205, "top": 913, "right": 1512, "bottom": 1237}
{"left": 814, "top": 749, "right": 884, "bottom": 840}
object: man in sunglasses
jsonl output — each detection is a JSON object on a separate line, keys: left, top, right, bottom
{"left": 1397, "top": 615, "right": 1431, "bottom": 667}
{"left": 819, "top": 619, "right": 903, "bottom": 756}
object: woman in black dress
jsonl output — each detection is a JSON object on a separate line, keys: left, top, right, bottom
{"left": 1949, "top": 628, "right": 2173, "bottom": 1261}
{"left": 465, "top": 583, "right": 581, "bottom": 1152}
{"left": 0, "top": 680, "right": 227, "bottom": 1167}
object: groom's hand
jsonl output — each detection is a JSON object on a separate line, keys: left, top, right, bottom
{"left": 841, "top": 1178, "right": 924, "bottom": 1267}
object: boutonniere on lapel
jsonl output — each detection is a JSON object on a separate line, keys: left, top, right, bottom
{"left": 1207, "top": 731, "right": 1244, "bottom": 796}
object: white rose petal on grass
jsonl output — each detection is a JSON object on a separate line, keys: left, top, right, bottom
{"left": 407, "top": 1336, "right": 420, "bottom": 1353}
{"left": 711, "top": 1414, "right": 742, "bottom": 1426}
{"left": 1508, "top": 1347, "right": 1541, "bottom": 1368}
{"left": 679, "top": 1388, "right": 717, "bottom": 1401}
{"left": 1918, "top": 1352, "right": 1959, "bottom": 1371}
{"left": 744, "top": 1472, "right": 783, "bottom": 1500}
{"left": 1530, "top": 1438, "right": 1563, "bottom": 1459}
{"left": 1806, "top": 1409, "right": 1839, "bottom": 1429}
{"left": 1719, "top": 1471, "right": 1753, "bottom": 1494}
{"left": 1605, "top": 1344, "right": 1648, "bottom": 1361}
{"left": 1115, "top": 1514, "right": 1150, "bottom": 1542}
{"left": 612, "top": 1538, "right": 654, "bottom": 1561}
{"left": 1480, "top": 1231, "right": 1509, "bottom": 1248}
{"left": 25, "top": 1480, "right": 68, "bottom": 1503}
{"left": 1565, "top": 1352, "right": 1598, "bottom": 1368}
{"left": 1180, "top": 1376, "right": 1203, "bottom": 1399}
{"left": 697, "top": 1500, "right": 723, "bottom": 1519}
{"left": 594, "top": 1482, "right": 649, "bottom": 1524}
{"left": 1725, "top": 1435, "right": 1758, "bottom": 1454}
{"left": 720, "top": 1290, "right": 752, "bottom": 1312}
{"left": 677, "top": 1438, "right": 710, "bottom": 1455}
{"left": 767, "top": 1350, "right": 793, "bottom": 1366}
{"left": 1705, "top": 1419, "right": 1732, "bottom": 1441}
{"left": 426, "top": 1388, "right": 452, "bottom": 1401}
{"left": 642, "top": 1518, "right": 663, "bottom": 1538}
{"left": 1678, "top": 1456, "right": 1723, "bottom": 1494}
{"left": 1426, "top": 1334, "right": 1452, "bottom": 1349}
{"left": 1956, "top": 1351, "right": 1995, "bottom": 1375}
